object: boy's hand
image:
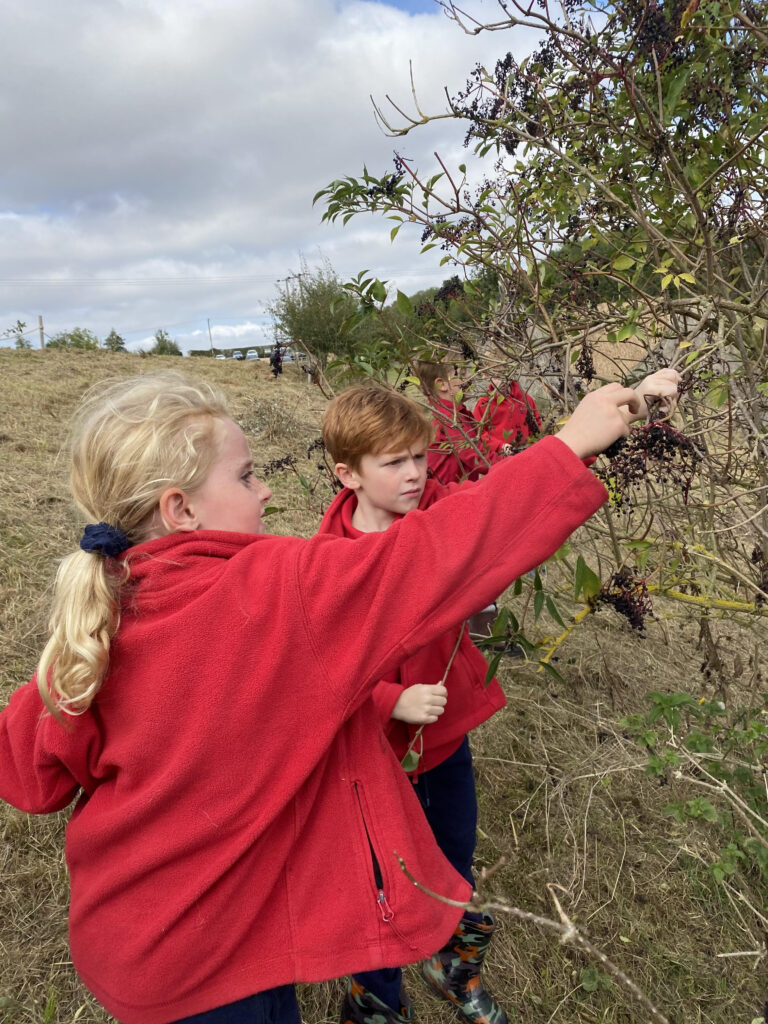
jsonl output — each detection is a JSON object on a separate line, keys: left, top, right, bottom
{"left": 555, "top": 383, "right": 642, "bottom": 459}
{"left": 392, "top": 684, "right": 448, "bottom": 725}
{"left": 634, "top": 368, "right": 682, "bottom": 420}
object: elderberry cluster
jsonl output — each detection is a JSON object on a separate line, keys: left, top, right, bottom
{"left": 261, "top": 455, "right": 297, "bottom": 478}
{"left": 595, "top": 568, "right": 653, "bottom": 635}
{"left": 434, "top": 276, "right": 464, "bottom": 307}
{"left": 574, "top": 341, "right": 595, "bottom": 384}
{"left": 600, "top": 422, "right": 701, "bottom": 508}
{"left": 306, "top": 438, "right": 326, "bottom": 459}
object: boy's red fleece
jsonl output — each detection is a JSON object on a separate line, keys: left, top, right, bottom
{"left": 0, "top": 437, "right": 606, "bottom": 1024}
{"left": 318, "top": 477, "right": 506, "bottom": 774}
{"left": 427, "top": 396, "right": 498, "bottom": 484}
{"left": 473, "top": 382, "right": 543, "bottom": 452}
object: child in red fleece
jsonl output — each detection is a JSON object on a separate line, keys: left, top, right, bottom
{"left": 473, "top": 377, "right": 543, "bottom": 453}
{"left": 0, "top": 371, "right": 660, "bottom": 1024}
{"left": 320, "top": 370, "right": 681, "bottom": 1024}
{"left": 416, "top": 359, "right": 498, "bottom": 485}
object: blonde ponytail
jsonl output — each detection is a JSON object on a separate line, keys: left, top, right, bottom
{"left": 37, "top": 372, "right": 230, "bottom": 717}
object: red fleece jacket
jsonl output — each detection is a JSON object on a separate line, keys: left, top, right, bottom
{"left": 427, "top": 396, "right": 499, "bottom": 484}
{"left": 318, "top": 478, "right": 506, "bottom": 775}
{"left": 473, "top": 383, "right": 543, "bottom": 452}
{"left": 0, "top": 438, "right": 606, "bottom": 1024}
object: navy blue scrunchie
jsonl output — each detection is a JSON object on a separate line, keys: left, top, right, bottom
{"left": 80, "top": 522, "right": 131, "bottom": 558}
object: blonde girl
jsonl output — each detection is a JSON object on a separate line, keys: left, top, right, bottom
{"left": 1, "top": 370, "right": 646, "bottom": 1024}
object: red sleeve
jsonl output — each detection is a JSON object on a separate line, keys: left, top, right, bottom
{"left": 0, "top": 681, "right": 83, "bottom": 813}
{"left": 293, "top": 436, "right": 607, "bottom": 714}
{"left": 371, "top": 679, "right": 405, "bottom": 724}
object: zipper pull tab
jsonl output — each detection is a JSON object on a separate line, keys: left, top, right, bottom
{"left": 377, "top": 889, "right": 394, "bottom": 922}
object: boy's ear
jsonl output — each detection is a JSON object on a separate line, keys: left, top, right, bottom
{"left": 157, "top": 487, "right": 200, "bottom": 533}
{"left": 335, "top": 462, "right": 361, "bottom": 491}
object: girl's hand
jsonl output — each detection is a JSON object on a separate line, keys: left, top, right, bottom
{"left": 392, "top": 683, "right": 448, "bottom": 725}
{"left": 555, "top": 383, "right": 642, "bottom": 459}
{"left": 634, "top": 368, "right": 682, "bottom": 421}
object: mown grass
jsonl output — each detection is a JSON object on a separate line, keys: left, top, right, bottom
{"left": 0, "top": 349, "right": 765, "bottom": 1024}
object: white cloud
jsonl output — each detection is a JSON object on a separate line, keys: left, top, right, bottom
{"left": 0, "top": 0, "right": 537, "bottom": 351}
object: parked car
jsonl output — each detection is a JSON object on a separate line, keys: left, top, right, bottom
{"left": 245, "top": 349, "right": 259, "bottom": 360}
{"left": 232, "top": 350, "right": 245, "bottom": 360}
{"left": 215, "top": 353, "right": 226, "bottom": 360}
{"left": 282, "top": 349, "right": 295, "bottom": 363}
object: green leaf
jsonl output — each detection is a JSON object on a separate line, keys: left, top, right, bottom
{"left": 612, "top": 255, "right": 635, "bottom": 271}
{"left": 574, "top": 555, "right": 601, "bottom": 601}
{"left": 485, "top": 651, "right": 503, "bottom": 686}
{"left": 401, "top": 749, "right": 421, "bottom": 772}
{"left": 491, "top": 606, "right": 511, "bottom": 637}
{"left": 545, "top": 596, "right": 566, "bottom": 628}
{"left": 539, "top": 660, "right": 564, "bottom": 683}
{"left": 686, "top": 797, "right": 719, "bottom": 822}
{"left": 370, "top": 280, "right": 387, "bottom": 303}
{"left": 664, "top": 67, "right": 691, "bottom": 113}
{"left": 533, "top": 590, "right": 545, "bottom": 621}
{"left": 616, "top": 322, "right": 636, "bottom": 342}
{"left": 549, "top": 541, "right": 571, "bottom": 562}
{"left": 580, "top": 968, "right": 600, "bottom": 992}
{"left": 395, "top": 290, "right": 413, "bottom": 316}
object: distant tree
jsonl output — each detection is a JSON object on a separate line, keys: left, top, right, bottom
{"left": 46, "top": 327, "right": 99, "bottom": 350}
{"left": 150, "top": 329, "right": 182, "bottom": 356}
{"left": 3, "top": 320, "right": 31, "bottom": 349}
{"left": 104, "top": 328, "right": 127, "bottom": 352}
{"left": 267, "top": 257, "right": 360, "bottom": 368}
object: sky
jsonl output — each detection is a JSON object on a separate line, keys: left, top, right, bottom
{"left": 0, "top": 0, "right": 537, "bottom": 353}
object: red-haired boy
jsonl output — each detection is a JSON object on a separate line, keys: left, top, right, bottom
{"left": 320, "top": 384, "right": 510, "bottom": 1023}
{"left": 319, "top": 370, "right": 680, "bottom": 1024}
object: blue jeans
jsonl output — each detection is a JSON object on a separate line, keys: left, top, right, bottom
{"left": 171, "top": 986, "right": 300, "bottom": 1024}
{"left": 354, "top": 737, "right": 478, "bottom": 1011}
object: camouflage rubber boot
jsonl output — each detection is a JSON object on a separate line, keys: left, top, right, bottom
{"left": 340, "top": 979, "right": 414, "bottom": 1024}
{"left": 421, "top": 913, "right": 508, "bottom": 1024}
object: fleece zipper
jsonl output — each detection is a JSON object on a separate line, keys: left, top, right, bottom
{"left": 353, "top": 782, "right": 394, "bottom": 922}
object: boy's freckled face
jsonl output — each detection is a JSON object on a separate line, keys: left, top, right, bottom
{"left": 353, "top": 448, "right": 428, "bottom": 519}
{"left": 190, "top": 417, "right": 273, "bottom": 534}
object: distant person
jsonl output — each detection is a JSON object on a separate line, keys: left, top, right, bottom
{"left": 269, "top": 342, "right": 283, "bottom": 378}
{"left": 0, "top": 369, "right": 675, "bottom": 1024}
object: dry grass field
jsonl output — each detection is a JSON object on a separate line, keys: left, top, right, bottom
{"left": 0, "top": 349, "right": 765, "bottom": 1024}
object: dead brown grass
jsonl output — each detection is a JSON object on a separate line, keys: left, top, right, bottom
{"left": 0, "top": 349, "right": 765, "bottom": 1024}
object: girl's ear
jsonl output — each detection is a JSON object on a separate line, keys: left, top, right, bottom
{"left": 335, "top": 462, "right": 361, "bottom": 491}
{"left": 157, "top": 487, "right": 200, "bottom": 533}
